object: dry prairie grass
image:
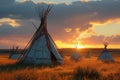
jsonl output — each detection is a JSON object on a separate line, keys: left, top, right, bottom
{"left": 0, "top": 53, "right": 120, "bottom": 80}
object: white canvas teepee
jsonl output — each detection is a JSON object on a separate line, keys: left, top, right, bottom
{"left": 98, "top": 39, "right": 114, "bottom": 62}
{"left": 9, "top": 46, "right": 20, "bottom": 59}
{"left": 18, "top": 6, "right": 63, "bottom": 65}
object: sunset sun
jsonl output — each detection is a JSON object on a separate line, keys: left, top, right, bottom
{"left": 76, "top": 44, "right": 84, "bottom": 49}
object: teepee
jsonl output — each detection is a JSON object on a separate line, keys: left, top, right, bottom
{"left": 71, "top": 52, "right": 81, "bottom": 61}
{"left": 98, "top": 39, "right": 114, "bottom": 62}
{"left": 86, "top": 52, "right": 91, "bottom": 58}
{"left": 18, "top": 6, "right": 63, "bottom": 65}
{"left": 71, "top": 42, "right": 82, "bottom": 61}
{"left": 9, "top": 46, "right": 20, "bottom": 59}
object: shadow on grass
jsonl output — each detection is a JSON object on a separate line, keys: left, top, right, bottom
{"left": 0, "top": 63, "right": 53, "bottom": 72}
{"left": 73, "top": 67, "right": 101, "bottom": 80}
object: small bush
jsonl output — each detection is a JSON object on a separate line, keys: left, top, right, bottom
{"left": 73, "top": 67, "right": 101, "bottom": 80}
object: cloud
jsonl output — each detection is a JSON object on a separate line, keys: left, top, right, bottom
{"left": 64, "top": 28, "right": 72, "bottom": 32}
{"left": 80, "top": 35, "right": 120, "bottom": 46}
{"left": 0, "top": 0, "right": 15, "bottom": 5}
{"left": 1, "top": 0, "right": 120, "bottom": 28}
{"left": 0, "top": 18, "right": 36, "bottom": 39}
{"left": 0, "top": 0, "right": 36, "bottom": 19}
{"left": 91, "top": 20, "right": 120, "bottom": 37}
{"left": 55, "top": 40, "right": 74, "bottom": 48}
{"left": 0, "top": 18, "right": 20, "bottom": 27}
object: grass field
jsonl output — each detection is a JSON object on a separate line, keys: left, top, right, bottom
{"left": 0, "top": 48, "right": 120, "bottom": 80}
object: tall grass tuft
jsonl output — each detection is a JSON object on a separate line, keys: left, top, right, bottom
{"left": 73, "top": 67, "right": 101, "bottom": 80}
{"left": 103, "top": 73, "right": 120, "bottom": 80}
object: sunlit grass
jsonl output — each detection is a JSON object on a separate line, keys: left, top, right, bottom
{"left": 0, "top": 50, "right": 120, "bottom": 80}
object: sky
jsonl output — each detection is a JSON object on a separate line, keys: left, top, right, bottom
{"left": 0, "top": 0, "right": 120, "bottom": 49}
{"left": 16, "top": 0, "right": 75, "bottom": 4}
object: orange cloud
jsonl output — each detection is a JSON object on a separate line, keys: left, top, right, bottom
{"left": 64, "top": 28, "right": 72, "bottom": 33}
{"left": 80, "top": 0, "right": 89, "bottom": 3}
{"left": 76, "top": 27, "right": 95, "bottom": 41}
{"left": 91, "top": 20, "right": 120, "bottom": 37}
{"left": 75, "top": 28, "right": 80, "bottom": 34}
{"left": 0, "top": 18, "right": 20, "bottom": 27}
{"left": 55, "top": 40, "right": 74, "bottom": 48}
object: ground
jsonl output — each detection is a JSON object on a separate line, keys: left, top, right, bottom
{"left": 0, "top": 49, "right": 120, "bottom": 80}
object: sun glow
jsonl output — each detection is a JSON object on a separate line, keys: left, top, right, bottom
{"left": 55, "top": 40, "right": 85, "bottom": 49}
{"left": 76, "top": 44, "right": 84, "bottom": 49}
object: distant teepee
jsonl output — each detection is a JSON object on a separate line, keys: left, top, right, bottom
{"left": 71, "top": 52, "right": 81, "bottom": 61}
{"left": 18, "top": 5, "right": 63, "bottom": 65}
{"left": 71, "top": 42, "right": 81, "bottom": 61}
{"left": 86, "top": 52, "right": 91, "bottom": 58}
{"left": 98, "top": 39, "right": 114, "bottom": 62}
{"left": 9, "top": 46, "right": 20, "bottom": 59}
